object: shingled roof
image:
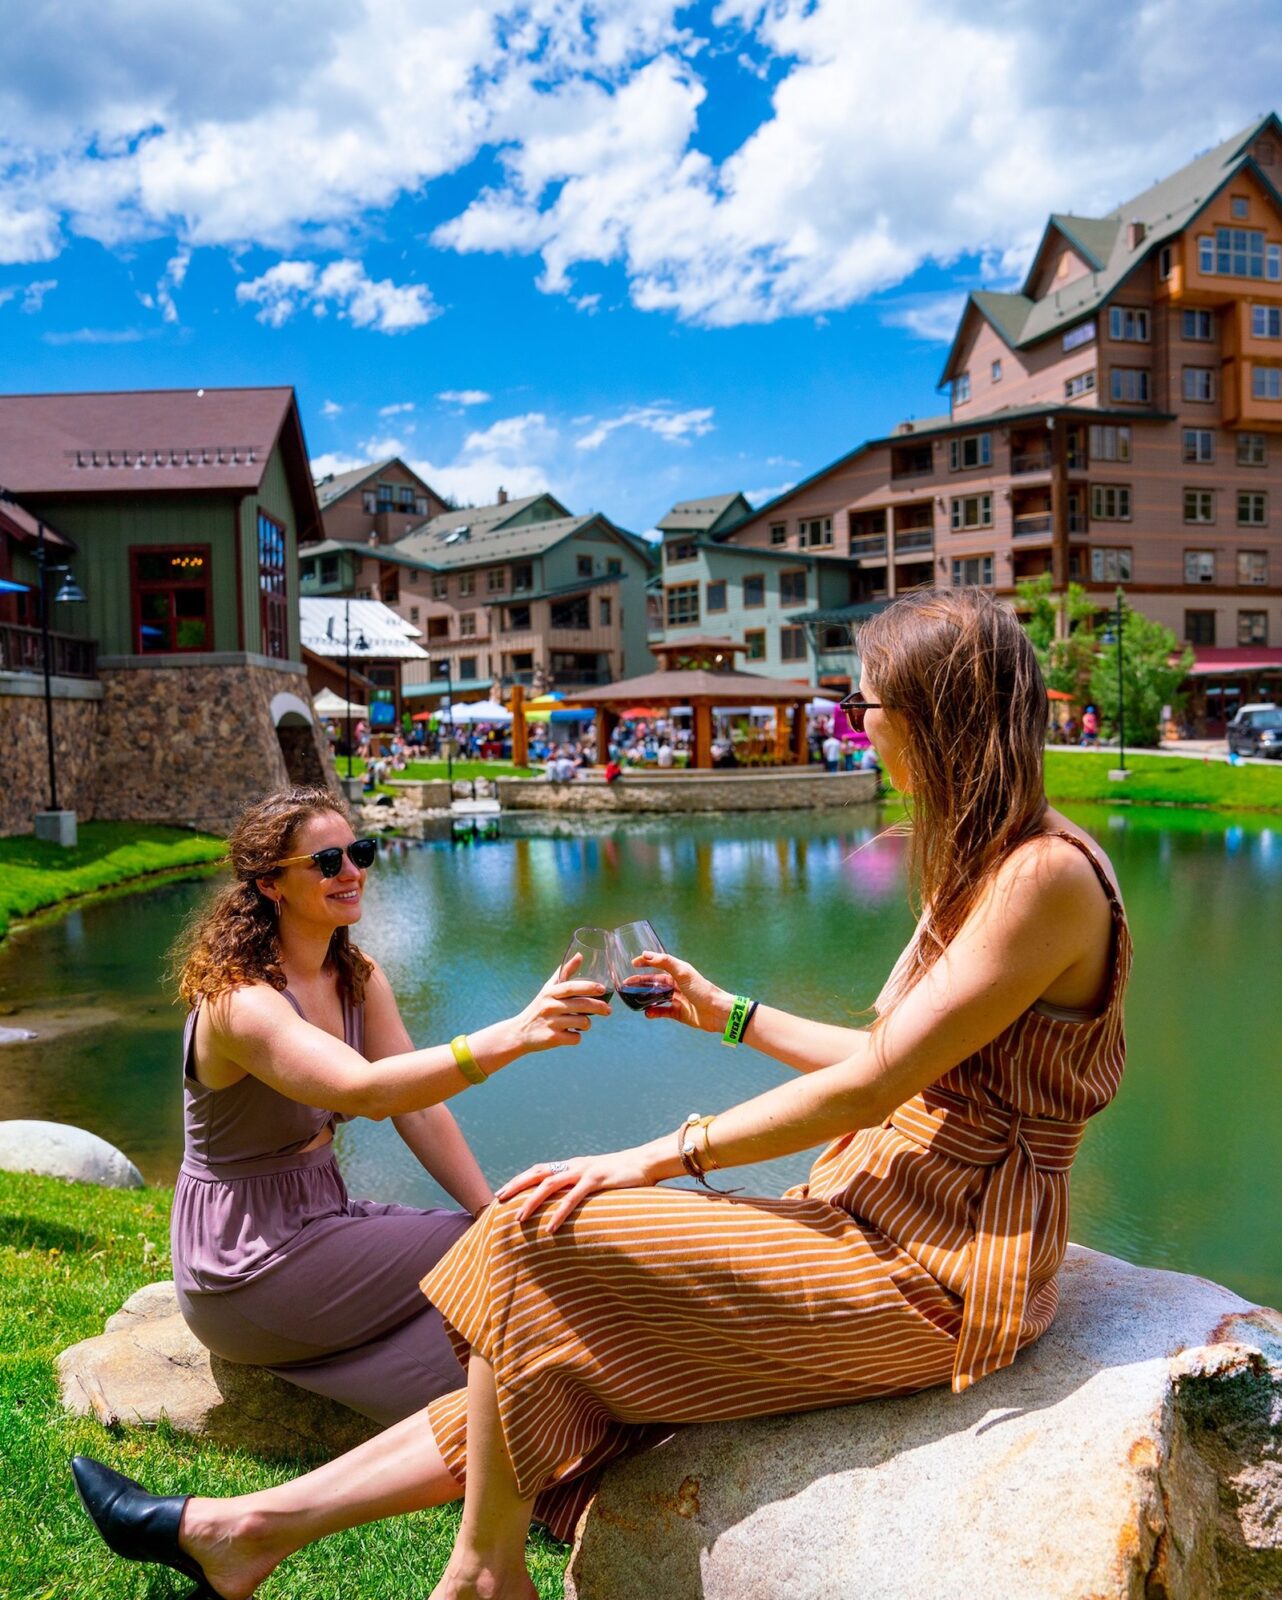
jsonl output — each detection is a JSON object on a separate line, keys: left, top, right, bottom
{"left": 410, "top": 492, "right": 568, "bottom": 542}
{"left": 398, "top": 510, "right": 630, "bottom": 571}
{"left": 656, "top": 492, "right": 752, "bottom": 535}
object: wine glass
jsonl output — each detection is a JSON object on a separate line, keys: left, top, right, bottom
{"left": 609, "top": 920, "right": 676, "bottom": 1012}
{"left": 560, "top": 926, "right": 615, "bottom": 1002}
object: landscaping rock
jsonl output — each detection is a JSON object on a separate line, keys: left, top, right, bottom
{"left": 0, "top": 1120, "right": 144, "bottom": 1188}
{"left": 58, "top": 1279, "right": 378, "bottom": 1461}
{"left": 565, "top": 1246, "right": 1282, "bottom": 1600}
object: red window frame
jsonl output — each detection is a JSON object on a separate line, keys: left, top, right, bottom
{"left": 130, "top": 544, "right": 213, "bottom": 654}
{"left": 258, "top": 512, "right": 288, "bottom": 660}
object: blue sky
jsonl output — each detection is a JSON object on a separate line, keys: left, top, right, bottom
{"left": 2, "top": 0, "right": 1280, "bottom": 532}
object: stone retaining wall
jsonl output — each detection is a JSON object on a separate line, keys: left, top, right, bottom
{"left": 497, "top": 769, "right": 879, "bottom": 813}
{"left": 0, "top": 677, "right": 103, "bottom": 836}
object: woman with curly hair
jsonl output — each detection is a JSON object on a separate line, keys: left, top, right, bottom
{"left": 159, "top": 786, "right": 609, "bottom": 1425}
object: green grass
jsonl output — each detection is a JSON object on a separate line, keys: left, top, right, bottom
{"left": 1043, "top": 750, "right": 1282, "bottom": 810}
{"left": 392, "top": 761, "right": 538, "bottom": 781}
{"left": 0, "top": 823, "right": 227, "bottom": 944}
{"left": 0, "top": 1171, "right": 569, "bottom": 1599}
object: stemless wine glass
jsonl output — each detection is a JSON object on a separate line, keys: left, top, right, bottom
{"left": 609, "top": 920, "right": 676, "bottom": 1012}
{"left": 560, "top": 926, "right": 615, "bottom": 1002}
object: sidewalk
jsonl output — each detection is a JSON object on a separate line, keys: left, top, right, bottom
{"left": 1050, "top": 738, "right": 1278, "bottom": 767}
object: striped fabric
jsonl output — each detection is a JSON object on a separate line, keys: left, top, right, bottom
{"left": 422, "top": 831, "right": 1131, "bottom": 1542}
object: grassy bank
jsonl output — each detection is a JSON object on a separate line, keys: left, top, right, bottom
{"left": 0, "top": 1170, "right": 568, "bottom": 1599}
{"left": 398, "top": 759, "right": 538, "bottom": 780}
{"left": 0, "top": 823, "right": 227, "bottom": 943}
{"left": 1042, "top": 750, "right": 1282, "bottom": 810}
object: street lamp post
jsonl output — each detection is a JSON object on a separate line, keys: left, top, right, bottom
{"left": 1108, "top": 585, "right": 1129, "bottom": 782}
{"left": 437, "top": 657, "right": 454, "bottom": 784}
{"left": 339, "top": 599, "right": 370, "bottom": 807}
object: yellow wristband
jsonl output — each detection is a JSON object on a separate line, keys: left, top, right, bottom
{"left": 450, "top": 1034, "right": 487, "bottom": 1086}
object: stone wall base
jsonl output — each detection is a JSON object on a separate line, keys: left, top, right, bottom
{"left": 497, "top": 769, "right": 880, "bottom": 814}
{"left": 0, "top": 691, "right": 102, "bottom": 837}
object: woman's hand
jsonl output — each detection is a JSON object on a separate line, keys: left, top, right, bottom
{"left": 495, "top": 1144, "right": 663, "bottom": 1232}
{"left": 506, "top": 953, "right": 612, "bottom": 1054}
{"left": 632, "top": 950, "right": 733, "bottom": 1032}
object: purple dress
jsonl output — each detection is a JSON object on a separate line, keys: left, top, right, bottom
{"left": 170, "top": 989, "right": 472, "bottom": 1425}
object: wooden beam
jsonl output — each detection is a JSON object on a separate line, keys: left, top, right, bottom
{"left": 791, "top": 702, "right": 807, "bottom": 764}
{"left": 693, "top": 701, "right": 713, "bottom": 769}
{"left": 511, "top": 684, "right": 528, "bottom": 768}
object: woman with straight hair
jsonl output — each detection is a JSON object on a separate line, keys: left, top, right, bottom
{"left": 151, "top": 786, "right": 610, "bottom": 1428}
{"left": 73, "top": 590, "right": 1131, "bottom": 1600}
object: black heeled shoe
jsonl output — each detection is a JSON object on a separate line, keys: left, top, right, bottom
{"left": 70, "top": 1455, "right": 224, "bottom": 1598}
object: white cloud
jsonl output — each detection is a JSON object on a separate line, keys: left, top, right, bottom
{"left": 378, "top": 401, "right": 415, "bottom": 417}
{"left": 153, "top": 248, "right": 189, "bottom": 323}
{"left": 310, "top": 448, "right": 367, "bottom": 479}
{"left": 235, "top": 258, "right": 438, "bottom": 332}
{"left": 576, "top": 403, "right": 714, "bottom": 451}
{"left": 42, "top": 326, "right": 148, "bottom": 344}
{"left": 321, "top": 398, "right": 343, "bottom": 418}
{"left": 437, "top": 389, "right": 492, "bottom": 406}
{"left": 411, "top": 412, "right": 556, "bottom": 505}
{"left": 882, "top": 293, "right": 968, "bottom": 343}
{"left": 744, "top": 480, "right": 795, "bottom": 505}
{"left": 21, "top": 277, "right": 56, "bottom": 312}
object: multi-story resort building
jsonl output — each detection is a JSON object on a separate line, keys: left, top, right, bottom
{"left": 654, "top": 115, "right": 1282, "bottom": 726}
{"left": 300, "top": 479, "right": 656, "bottom": 707}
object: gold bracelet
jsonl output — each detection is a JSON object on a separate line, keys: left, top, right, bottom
{"left": 450, "top": 1034, "right": 487, "bottom": 1086}
{"left": 677, "top": 1114, "right": 741, "bottom": 1194}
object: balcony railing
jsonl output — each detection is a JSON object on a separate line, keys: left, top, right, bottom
{"left": 1067, "top": 513, "right": 1087, "bottom": 533}
{"left": 894, "top": 528, "right": 934, "bottom": 553}
{"left": 0, "top": 623, "right": 98, "bottom": 679}
{"left": 891, "top": 453, "right": 934, "bottom": 480}
{"left": 1011, "top": 449, "right": 1052, "bottom": 474}
{"left": 1013, "top": 513, "right": 1053, "bottom": 537}
{"left": 850, "top": 535, "right": 888, "bottom": 558}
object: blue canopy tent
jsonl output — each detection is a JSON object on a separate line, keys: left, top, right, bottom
{"left": 0, "top": 578, "right": 31, "bottom": 593}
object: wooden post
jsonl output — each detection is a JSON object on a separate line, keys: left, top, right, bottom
{"left": 693, "top": 701, "right": 713, "bottom": 768}
{"left": 1050, "top": 415, "right": 1069, "bottom": 597}
{"left": 885, "top": 504, "right": 898, "bottom": 600}
{"left": 773, "top": 709, "right": 789, "bottom": 765}
{"left": 791, "top": 702, "right": 808, "bottom": 764}
{"left": 594, "top": 708, "right": 618, "bottom": 766}
{"left": 512, "top": 684, "right": 528, "bottom": 769}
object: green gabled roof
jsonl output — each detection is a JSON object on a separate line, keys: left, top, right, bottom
{"left": 942, "top": 113, "right": 1282, "bottom": 383}
{"left": 656, "top": 492, "right": 752, "bottom": 535}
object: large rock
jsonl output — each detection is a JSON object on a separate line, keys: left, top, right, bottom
{"left": 565, "top": 1246, "right": 1282, "bottom": 1600}
{"left": 0, "top": 1119, "right": 144, "bottom": 1188}
{"left": 58, "top": 1281, "right": 378, "bottom": 1461}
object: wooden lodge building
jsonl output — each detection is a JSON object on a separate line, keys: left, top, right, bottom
{"left": 653, "top": 115, "right": 1282, "bottom": 727}
{"left": 0, "top": 386, "right": 336, "bottom": 835}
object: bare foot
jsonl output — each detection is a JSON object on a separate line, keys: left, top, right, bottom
{"left": 178, "top": 1498, "right": 292, "bottom": 1600}
{"left": 427, "top": 1559, "right": 538, "bottom": 1600}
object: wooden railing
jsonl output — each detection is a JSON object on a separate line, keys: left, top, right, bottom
{"left": 0, "top": 622, "right": 98, "bottom": 679}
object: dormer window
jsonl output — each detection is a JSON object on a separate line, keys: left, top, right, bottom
{"left": 953, "top": 372, "right": 971, "bottom": 405}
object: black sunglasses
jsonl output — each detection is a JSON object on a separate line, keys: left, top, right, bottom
{"left": 275, "top": 837, "right": 379, "bottom": 877}
{"left": 837, "top": 692, "right": 883, "bottom": 732}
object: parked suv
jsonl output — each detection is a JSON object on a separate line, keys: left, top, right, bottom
{"left": 1227, "top": 703, "right": 1282, "bottom": 759}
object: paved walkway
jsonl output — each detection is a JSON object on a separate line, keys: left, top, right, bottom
{"left": 1050, "top": 738, "right": 1280, "bottom": 767}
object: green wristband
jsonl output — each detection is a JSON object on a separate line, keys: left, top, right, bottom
{"left": 722, "top": 995, "right": 752, "bottom": 1048}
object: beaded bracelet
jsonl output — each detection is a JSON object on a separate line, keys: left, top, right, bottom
{"left": 450, "top": 1034, "right": 488, "bottom": 1086}
{"left": 677, "top": 1114, "right": 742, "bottom": 1194}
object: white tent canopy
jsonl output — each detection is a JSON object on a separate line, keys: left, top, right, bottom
{"left": 445, "top": 698, "right": 512, "bottom": 723}
{"left": 313, "top": 688, "right": 368, "bottom": 718}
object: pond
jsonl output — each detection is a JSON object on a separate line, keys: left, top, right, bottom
{"left": 1, "top": 805, "right": 1278, "bottom": 1309}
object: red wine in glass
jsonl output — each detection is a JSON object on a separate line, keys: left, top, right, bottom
{"left": 560, "top": 927, "right": 614, "bottom": 1002}
{"left": 609, "top": 920, "right": 673, "bottom": 1012}
{"left": 617, "top": 974, "right": 676, "bottom": 1011}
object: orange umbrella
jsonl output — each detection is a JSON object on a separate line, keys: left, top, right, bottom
{"left": 1046, "top": 689, "right": 1074, "bottom": 701}
{"left": 621, "top": 706, "right": 660, "bottom": 718}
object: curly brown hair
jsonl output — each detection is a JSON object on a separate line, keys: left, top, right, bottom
{"left": 171, "top": 786, "right": 374, "bottom": 1008}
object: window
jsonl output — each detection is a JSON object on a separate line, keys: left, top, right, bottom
{"left": 1111, "top": 367, "right": 1151, "bottom": 403}
{"left": 950, "top": 493, "right": 993, "bottom": 530}
{"left": 1238, "top": 550, "right": 1268, "bottom": 586}
{"left": 1252, "top": 305, "right": 1282, "bottom": 338}
{"left": 459, "top": 610, "right": 477, "bottom": 636}
{"left": 743, "top": 574, "right": 765, "bottom": 608}
{"left": 1091, "top": 547, "right": 1133, "bottom": 582}
{"left": 991, "top": 359, "right": 1003, "bottom": 382}
{"left": 1197, "top": 228, "right": 1282, "bottom": 280}
{"left": 374, "top": 482, "right": 395, "bottom": 512}
{"left": 780, "top": 569, "right": 807, "bottom": 606}
{"left": 1065, "top": 371, "right": 1096, "bottom": 399}
{"left": 510, "top": 651, "right": 533, "bottom": 675}
{"left": 666, "top": 540, "right": 698, "bottom": 563}
{"left": 954, "top": 372, "right": 971, "bottom": 404}
{"left": 398, "top": 485, "right": 415, "bottom": 507}
{"left": 487, "top": 567, "right": 506, "bottom": 592}
{"left": 256, "top": 512, "right": 288, "bottom": 658}
{"left": 131, "top": 546, "right": 212, "bottom": 653}
{"left": 505, "top": 604, "right": 531, "bottom": 631}
{"left": 599, "top": 597, "right": 612, "bottom": 626}
{"left": 1183, "top": 428, "right": 1215, "bottom": 462}
{"left": 362, "top": 489, "right": 377, "bottom": 513}
{"left": 576, "top": 554, "right": 593, "bottom": 577}
{"left": 319, "top": 554, "right": 339, "bottom": 585}
{"left": 1183, "top": 490, "right": 1215, "bottom": 524}
{"left": 951, "top": 556, "right": 994, "bottom": 587}
{"left": 512, "top": 562, "right": 533, "bottom": 592}
{"left": 1231, "top": 196, "right": 1250, "bottom": 220}
{"left": 459, "top": 655, "right": 478, "bottom": 680}
{"left": 1109, "top": 306, "right": 1150, "bottom": 341}
{"left": 458, "top": 571, "right": 474, "bottom": 596}
{"left": 607, "top": 558, "right": 622, "bottom": 575}
{"left": 432, "top": 573, "right": 448, "bottom": 598}
{"left": 1090, "top": 424, "right": 1132, "bottom": 461}
{"left": 706, "top": 580, "right": 727, "bottom": 612}
{"left": 1238, "top": 432, "right": 1268, "bottom": 466}
{"left": 415, "top": 496, "right": 428, "bottom": 516}
{"left": 948, "top": 432, "right": 992, "bottom": 471}
{"left": 380, "top": 572, "right": 400, "bottom": 605}
{"left": 1184, "top": 549, "right": 1216, "bottom": 583}
{"left": 1238, "top": 492, "right": 1268, "bottom": 526}
{"left": 1253, "top": 367, "right": 1282, "bottom": 400}
{"left": 409, "top": 605, "right": 420, "bottom": 626}
{"left": 819, "top": 623, "right": 849, "bottom": 651}
{"left": 1183, "top": 309, "right": 1214, "bottom": 340}
{"left": 1185, "top": 610, "right": 1217, "bottom": 645}
{"left": 1063, "top": 321, "right": 1096, "bottom": 352}
{"left": 427, "top": 616, "right": 449, "bottom": 640}
{"left": 769, "top": 523, "right": 787, "bottom": 546}
{"left": 1159, "top": 246, "right": 1173, "bottom": 280}
{"left": 1238, "top": 610, "right": 1268, "bottom": 644}
{"left": 744, "top": 629, "right": 766, "bottom": 661}
{"left": 780, "top": 625, "right": 807, "bottom": 662}
{"left": 1091, "top": 485, "right": 1132, "bottom": 521}
{"left": 665, "top": 583, "right": 700, "bottom": 627}
{"left": 551, "top": 593, "right": 590, "bottom": 629}
{"left": 1183, "top": 366, "right": 1215, "bottom": 402}
{"left": 800, "top": 517, "right": 833, "bottom": 547}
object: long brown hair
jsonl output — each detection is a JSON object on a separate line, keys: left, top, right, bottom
{"left": 857, "top": 588, "right": 1048, "bottom": 1008}
{"left": 172, "top": 787, "right": 373, "bottom": 1007}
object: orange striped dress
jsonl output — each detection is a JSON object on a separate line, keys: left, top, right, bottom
{"left": 422, "top": 831, "right": 1131, "bottom": 1541}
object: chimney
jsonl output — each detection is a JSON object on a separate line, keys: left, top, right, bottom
{"left": 1127, "top": 218, "right": 1145, "bottom": 250}
{"left": 368, "top": 529, "right": 380, "bottom": 547}
{"left": 497, "top": 486, "right": 508, "bottom": 505}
